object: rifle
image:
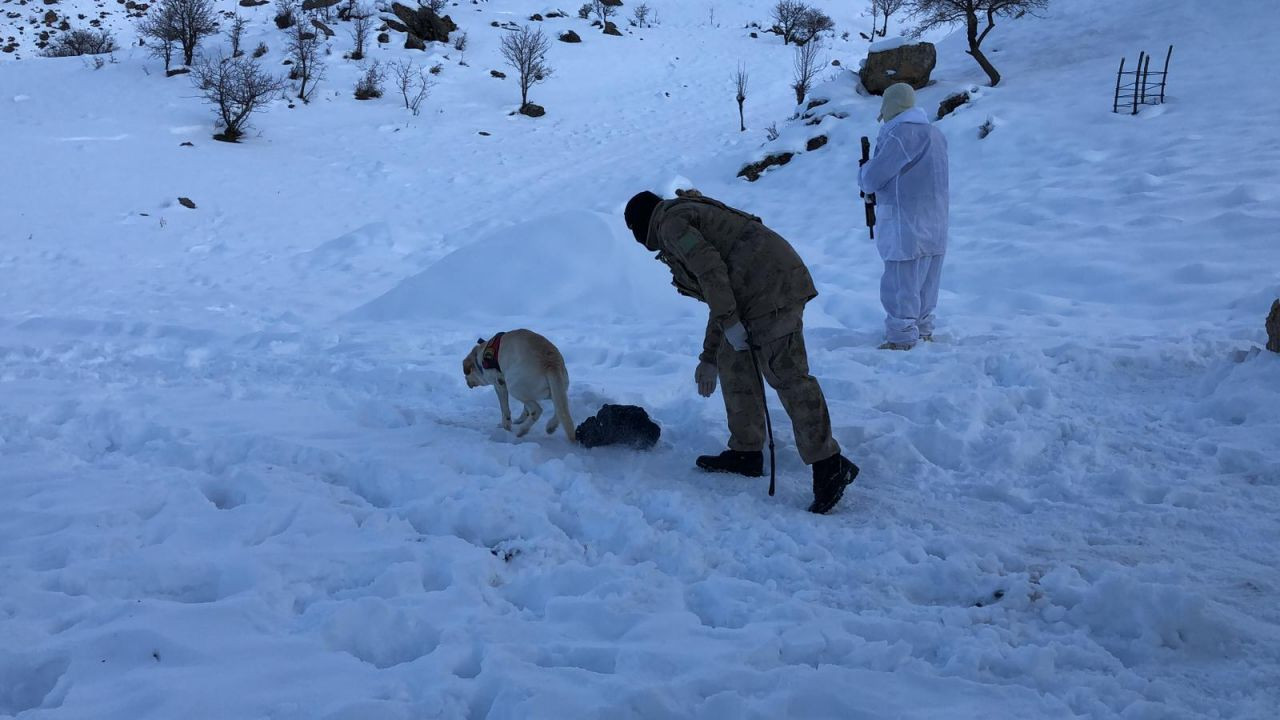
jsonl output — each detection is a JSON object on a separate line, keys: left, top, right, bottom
{"left": 859, "top": 136, "right": 876, "bottom": 240}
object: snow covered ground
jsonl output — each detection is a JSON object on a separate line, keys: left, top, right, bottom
{"left": 2, "top": 0, "right": 1279, "bottom": 717}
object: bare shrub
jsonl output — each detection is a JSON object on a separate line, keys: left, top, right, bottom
{"left": 349, "top": 4, "right": 372, "bottom": 59}
{"left": 137, "top": 0, "right": 218, "bottom": 67}
{"left": 791, "top": 37, "right": 823, "bottom": 105}
{"left": 389, "top": 58, "right": 432, "bottom": 114}
{"left": 286, "top": 5, "right": 325, "bottom": 102}
{"left": 354, "top": 59, "right": 384, "bottom": 99}
{"left": 274, "top": 0, "right": 295, "bottom": 29}
{"left": 632, "top": 3, "right": 650, "bottom": 28}
{"left": 733, "top": 63, "right": 748, "bottom": 132}
{"left": 421, "top": 0, "right": 446, "bottom": 12}
{"left": 863, "top": 0, "right": 906, "bottom": 40}
{"left": 228, "top": 14, "right": 247, "bottom": 56}
{"left": 798, "top": 6, "right": 833, "bottom": 43}
{"left": 577, "top": 3, "right": 591, "bottom": 20}
{"left": 191, "top": 53, "right": 284, "bottom": 141}
{"left": 770, "top": 0, "right": 805, "bottom": 45}
{"left": 499, "top": 25, "right": 552, "bottom": 109}
{"left": 765, "top": 122, "right": 780, "bottom": 141}
{"left": 591, "top": 0, "right": 616, "bottom": 25}
{"left": 453, "top": 30, "right": 467, "bottom": 52}
{"left": 42, "top": 28, "right": 117, "bottom": 57}
{"left": 252, "top": 41, "right": 268, "bottom": 58}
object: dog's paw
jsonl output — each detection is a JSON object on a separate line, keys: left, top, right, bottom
{"left": 501, "top": 418, "right": 512, "bottom": 431}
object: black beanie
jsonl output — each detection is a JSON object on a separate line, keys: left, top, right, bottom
{"left": 624, "top": 191, "right": 662, "bottom": 244}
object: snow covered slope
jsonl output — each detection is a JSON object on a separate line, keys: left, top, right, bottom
{"left": 2, "top": 0, "right": 1279, "bottom": 718}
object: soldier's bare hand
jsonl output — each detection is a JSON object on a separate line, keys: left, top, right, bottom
{"left": 695, "top": 361, "right": 718, "bottom": 397}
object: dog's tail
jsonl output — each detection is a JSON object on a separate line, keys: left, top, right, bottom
{"left": 548, "top": 368, "right": 576, "bottom": 443}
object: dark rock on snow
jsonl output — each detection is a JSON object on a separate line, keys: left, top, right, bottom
{"left": 576, "top": 405, "right": 661, "bottom": 451}
{"left": 860, "top": 41, "right": 936, "bottom": 95}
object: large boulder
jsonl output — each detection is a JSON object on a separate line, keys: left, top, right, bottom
{"left": 1267, "top": 299, "right": 1280, "bottom": 353}
{"left": 386, "top": 3, "right": 455, "bottom": 47}
{"left": 860, "top": 39, "right": 936, "bottom": 95}
{"left": 301, "top": 0, "right": 339, "bottom": 11}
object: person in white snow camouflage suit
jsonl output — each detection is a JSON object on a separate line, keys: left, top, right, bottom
{"left": 624, "top": 189, "right": 859, "bottom": 514}
{"left": 859, "top": 82, "right": 951, "bottom": 350}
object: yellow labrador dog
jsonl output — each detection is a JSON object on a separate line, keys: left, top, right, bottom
{"left": 463, "top": 329, "right": 575, "bottom": 443}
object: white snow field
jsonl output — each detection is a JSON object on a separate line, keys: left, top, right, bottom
{"left": 2, "top": 0, "right": 1279, "bottom": 717}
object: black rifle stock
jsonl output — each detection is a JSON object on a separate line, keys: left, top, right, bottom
{"left": 859, "top": 136, "right": 876, "bottom": 240}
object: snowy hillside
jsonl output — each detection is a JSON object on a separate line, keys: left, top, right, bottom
{"left": 2, "top": 0, "right": 1279, "bottom": 717}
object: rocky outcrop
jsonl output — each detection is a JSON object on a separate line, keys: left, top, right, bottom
{"left": 937, "top": 91, "right": 970, "bottom": 120}
{"left": 384, "top": 3, "right": 455, "bottom": 48}
{"left": 860, "top": 41, "right": 935, "bottom": 95}
{"left": 737, "top": 153, "right": 794, "bottom": 182}
{"left": 1267, "top": 299, "right": 1280, "bottom": 353}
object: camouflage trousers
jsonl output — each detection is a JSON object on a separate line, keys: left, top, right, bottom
{"left": 717, "top": 306, "right": 840, "bottom": 465}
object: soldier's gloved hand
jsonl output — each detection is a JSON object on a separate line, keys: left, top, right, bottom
{"left": 724, "top": 322, "right": 750, "bottom": 352}
{"left": 695, "top": 361, "right": 718, "bottom": 398}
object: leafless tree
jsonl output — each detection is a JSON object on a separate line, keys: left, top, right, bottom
{"left": 151, "top": 0, "right": 218, "bottom": 67}
{"left": 137, "top": 8, "right": 179, "bottom": 70}
{"left": 286, "top": 6, "right": 325, "bottom": 102}
{"left": 228, "top": 14, "right": 247, "bottom": 56}
{"left": 591, "top": 0, "right": 616, "bottom": 26}
{"left": 797, "top": 6, "right": 833, "bottom": 43}
{"left": 733, "top": 63, "right": 748, "bottom": 132}
{"left": 349, "top": 3, "right": 372, "bottom": 59}
{"left": 791, "top": 36, "right": 823, "bottom": 105}
{"left": 906, "top": 0, "right": 1049, "bottom": 86}
{"left": 770, "top": 0, "right": 805, "bottom": 45}
{"left": 863, "top": 0, "right": 907, "bottom": 40}
{"left": 499, "top": 25, "right": 552, "bottom": 110}
{"left": 632, "top": 3, "right": 650, "bottom": 28}
{"left": 42, "top": 28, "right": 117, "bottom": 56}
{"left": 191, "top": 53, "right": 284, "bottom": 141}
{"left": 389, "top": 58, "right": 432, "bottom": 114}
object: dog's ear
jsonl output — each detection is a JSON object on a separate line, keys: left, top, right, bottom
{"left": 476, "top": 337, "right": 486, "bottom": 344}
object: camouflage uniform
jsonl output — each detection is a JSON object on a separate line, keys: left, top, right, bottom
{"left": 645, "top": 191, "right": 840, "bottom": 465}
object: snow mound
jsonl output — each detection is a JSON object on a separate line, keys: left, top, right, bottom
{"left": 352, "top": 210, "right": 694, "bottom": 323}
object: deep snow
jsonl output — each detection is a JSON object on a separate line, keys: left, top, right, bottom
{"left": 2, "top": 0, "right": 1279, "bottom": 718}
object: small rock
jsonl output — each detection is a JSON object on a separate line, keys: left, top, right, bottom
{"left": 300, "top": 0, "right": 339, "bottom": 11}
{"left": 404, "top": 34, "right": 425, "bottom": 50}
{"left": 937, "top": 91, "right": 970, "bottom": 120}
{"left": 805, "top": 135, "right": 828, "bottom": 151}
{"left": 603, "top": 21, "right": 621, "bottom": 36}
{"left": 478, "top": 131, "right": 490, "bottom": 136}
{"left": 750, "top": 32, "right": 758, "bottom": 38}
{"left": 831, "top": 59, "right": 841, "bottom": 66}
{"left": 529, "top": 13, "right": 542, "bottom": 21}
{"left": 377, "top": 32, "right": 389, "bottom": 43}
{"left": 179, "top": 141, "right": 193, "bottom": 147}
{"left": 519, "top": 102, "right": 545, "bottom": 118}
{"left": 166, "top": 67, "right": 190, "bottom": 77}
{"left": 489, "top": 69, "right": 505, "bottom": 79}
{"left": 737, "top": 153, "right": 794, "bottom": 182}
{"left": 310, "top": 18, "right": 334, "bottom": 38}
{"left": 559, "top": 30, "right": 580, "bottom": 43}
{"left": 178, "top": 197, "right": 196, "bottom": 209}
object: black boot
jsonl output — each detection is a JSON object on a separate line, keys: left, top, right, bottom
{"left": 808, "top": 454, "right": 859, "bottom": 514}
{"left": 695, "top": 450, "right": 763, "bottom": 478}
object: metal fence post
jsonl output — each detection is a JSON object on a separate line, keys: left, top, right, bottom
{"left": 1113, "top": 57, "right": 1125, "bottom": 113}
